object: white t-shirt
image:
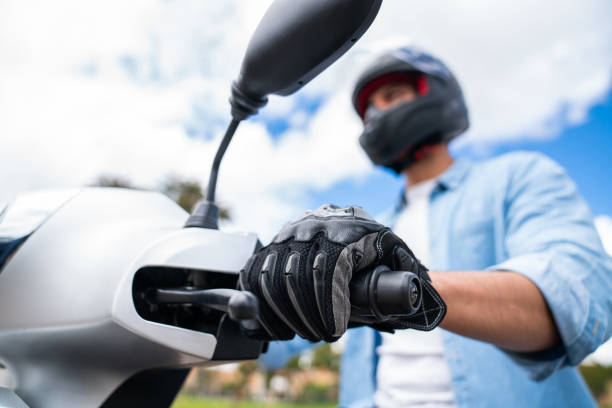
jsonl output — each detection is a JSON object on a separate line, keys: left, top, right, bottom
{"left": 374, "top": 179, "right": 456, "bottom": 408}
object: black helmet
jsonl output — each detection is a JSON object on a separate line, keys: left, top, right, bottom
{"left": 352, "top": 47, "right": 469, "bottom": 173}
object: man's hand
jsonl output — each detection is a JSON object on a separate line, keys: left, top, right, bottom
{"left": 239, "top": 204, "right": 446, "bottom": 342}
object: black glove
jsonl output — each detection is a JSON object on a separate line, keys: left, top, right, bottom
{"left": 239, "top": 204, "right": 446, "bottom": 342}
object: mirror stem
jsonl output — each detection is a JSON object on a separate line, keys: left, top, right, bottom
{"left": 184, "top": 118, "right": 241, "bottom": 229}
{"left": 206, "top": 118, "right": 241, "bottom": 202}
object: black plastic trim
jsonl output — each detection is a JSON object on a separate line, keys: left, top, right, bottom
{"left": 100, "top": 368, "right": 189, "bottom": 408}
{"left": 0, "top": 236, "right": 29, "bottom": 274}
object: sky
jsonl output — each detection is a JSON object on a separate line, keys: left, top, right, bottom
{"left": 0, "top": 1, "right": 611, "bottom": 362}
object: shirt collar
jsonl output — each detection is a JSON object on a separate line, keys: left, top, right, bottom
{"left": 436, "top": 158, "right": 472, "bottom": 191}
{"left": 393, "top": 159, "right": 472, "bottom": 215}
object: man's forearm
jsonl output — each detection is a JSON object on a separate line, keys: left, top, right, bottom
{"left": 429, "top": 270, "right": 561, "bottom": 352}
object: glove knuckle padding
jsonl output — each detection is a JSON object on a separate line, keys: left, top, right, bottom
{"left": 240, "top": 252, "right": 295, "bottom": 340}
{"left": 289, "top": 235, "right": 346, "bottom": 341}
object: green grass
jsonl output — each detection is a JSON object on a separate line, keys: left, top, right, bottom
{"left": 172, "top": 396, "right": 335, "bottom": 408}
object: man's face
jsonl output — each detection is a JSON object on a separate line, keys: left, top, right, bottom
{"left": 367, "top": 82, "right": 417, "bottom": 112}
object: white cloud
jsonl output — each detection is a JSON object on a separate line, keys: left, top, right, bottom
{"left": 1, "top": 0, "right": 611, "bottom": 241}
{"left": 583, "top": 216, "right": 612, "bottom": 366}
{"left": 595, "top": 216, "right": 612, "bottom": 255}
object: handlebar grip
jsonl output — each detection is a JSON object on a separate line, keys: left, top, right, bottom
{"left": 349, "top": 265, "right": 422, "bottom": 321}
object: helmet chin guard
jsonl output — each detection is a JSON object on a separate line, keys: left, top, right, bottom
{"left": 352, "top": 47, "right": 469, "bottom": 173}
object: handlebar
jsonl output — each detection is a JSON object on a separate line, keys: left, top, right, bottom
{"left": 349, "top": 265, "right": 423, "bottom": 322}
{"left": 146, "top": 265, "right": 422, "bottom": 329}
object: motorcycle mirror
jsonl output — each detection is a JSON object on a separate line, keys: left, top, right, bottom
{"left": 230, "top": 0, "right": 383, "bottom": 120}
{"left": 186, "top": 0, "right": 382, "bottom": 229}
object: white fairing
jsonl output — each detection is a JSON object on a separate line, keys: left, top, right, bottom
{"left": 0, "top": 188, "right": 258, "bottom": 407}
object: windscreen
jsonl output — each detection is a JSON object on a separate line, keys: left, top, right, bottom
{"left": 0, "top": 190, "right": 79, "bottom": 272}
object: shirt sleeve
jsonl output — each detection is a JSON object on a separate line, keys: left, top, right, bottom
{"left": 487, "top": 152, "right": 612, "bottom": 381}
{"left": 258, "top": 337, "right": 320, "bottom": 370}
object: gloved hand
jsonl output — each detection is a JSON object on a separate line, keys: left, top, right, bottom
{"left": 239, "top": 204, "right": 446, "bottom": 342}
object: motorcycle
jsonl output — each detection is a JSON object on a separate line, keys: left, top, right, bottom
{"left": 0, "top": 1, "right": 423, "bottom": 406}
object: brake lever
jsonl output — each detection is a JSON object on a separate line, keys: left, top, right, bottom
{"left": 147, "top": 287, "right": 259, "bottom": 322}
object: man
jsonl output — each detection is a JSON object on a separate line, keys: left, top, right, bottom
{"left": 240, "top": 47, "right": 612, "bottom": 407}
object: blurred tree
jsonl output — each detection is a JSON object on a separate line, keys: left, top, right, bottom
{"left": 163, "top": 178, "right": 202, "bottom": 212}
{"left": 297, "top": 382, "right": 335, "bottom": 404}
{"left": 90, "top": 175, "right": 136, "bottom": 189}
{"left": 579, "top": 364, "right": 612, "bottom": 403}
{"left": 312, "top": 344, "right": 340, "bottom": 372}
{"left": 286, "top": 355, "right": 301, "bottom": 371}
{"left": 163, "top": 177, "right": 230, "bottom": 219}
{"left": 90, "top": 174, "right": 230, "bottom": 219}
{"left": 239, "top": 360, "right": 258, "bottom": 379}
{"left": 285, "top": 344, "right": 340, "bottom": 373}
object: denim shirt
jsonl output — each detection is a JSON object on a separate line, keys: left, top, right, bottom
{"left": 260, "top": 151, "right": 612, "bottom": 407}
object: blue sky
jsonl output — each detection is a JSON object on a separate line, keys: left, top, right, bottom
{"left": 485, "top": 89, "right": 612, "bottom": 216}
{"left": 305, "top": 87, "right": 612, "bottom": 218}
